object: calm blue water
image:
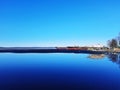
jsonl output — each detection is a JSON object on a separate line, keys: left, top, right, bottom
{"left": 0, "top": 53, "right": 120, "bottom": 90}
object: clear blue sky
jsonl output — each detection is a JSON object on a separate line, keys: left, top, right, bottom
{"left": 0, "top": 0, "right": 120, "bottom": 46}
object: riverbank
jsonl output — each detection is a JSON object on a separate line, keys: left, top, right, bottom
{"left": 0, "top": 47, "right": 120, "bottom": 54}
{"left": 0, "top": 47, "right": 109, "bottom": 54}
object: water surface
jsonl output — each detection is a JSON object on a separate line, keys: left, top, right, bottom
{"left": 0, "top": 53, "right": 120, "bottom": 90}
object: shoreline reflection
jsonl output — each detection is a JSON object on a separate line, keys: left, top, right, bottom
{"left": 88, "top": 53, "right": 120, "bottom": 68}
{"left": 107, "top": 54, "right": 120, "bottom": 68}
{"left": 88, "top": 54, "right": 105, "bottom": 59}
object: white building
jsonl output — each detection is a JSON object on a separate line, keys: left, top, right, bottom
{"left": 92, "top": 44, "right": 104, "bottom": 48}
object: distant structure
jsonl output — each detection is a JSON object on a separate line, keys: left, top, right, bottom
{"left": 92, "top": 44, "right": 104, "bottom": 48}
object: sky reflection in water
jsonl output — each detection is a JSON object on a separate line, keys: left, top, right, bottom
{"left": 0, "top": 53, "right": 120, "bottom": 90}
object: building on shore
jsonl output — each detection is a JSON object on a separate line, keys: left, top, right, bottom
{"left": 88, "top": 44, "right": 105, "bottom": 51}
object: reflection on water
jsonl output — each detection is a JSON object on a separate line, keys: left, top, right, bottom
{"left": 88, "top": 53, "right": 120, "bottom": 63}
{"left": 107, "top": 54, "right": 120, "bottom": 68}
{"left": 88, "top": 54, "right": 105, "bottom": 59}
{"left": 88, "top": 54, "right": 120, "bottom": 68}
{"left": 0, "top": 54, "right": 120, "bottom": 90}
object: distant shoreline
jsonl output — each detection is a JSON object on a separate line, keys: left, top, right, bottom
{"left": 0, "top": 47, "right": 109, "bottom": 54}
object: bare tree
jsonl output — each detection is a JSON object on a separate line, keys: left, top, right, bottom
{"left": 107, "top": 40, "right": 111, "bottom": 48}
{"left": 117, "top": 32, "right": 120, "bottom": 46}
{"left": 108, "top": 39, "right": 118, "bottom": 49}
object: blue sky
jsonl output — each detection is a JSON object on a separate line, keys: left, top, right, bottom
{"left": 0, "top": 0, "right": 120, "bottom": 46}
